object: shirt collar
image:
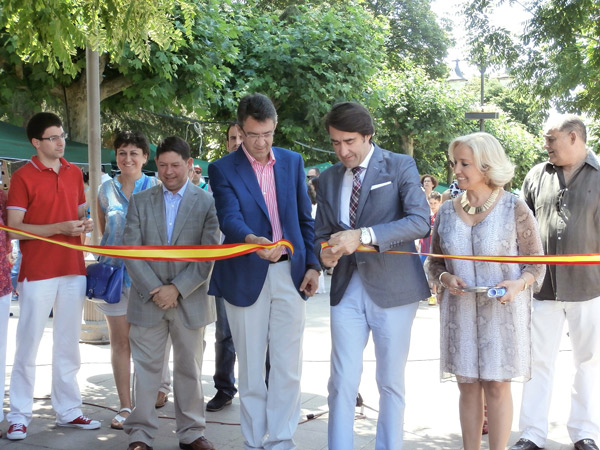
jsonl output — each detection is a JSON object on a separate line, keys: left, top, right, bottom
{"left": 241, "top": 143, "right": 276, "bottom": 167}
{"left": 162, "top": 179, "right": 189, "bottom": 197}
{"left": 30, "top": 155, "right": 70, "bottom": 172}
{"left": 545, "top": 149, "right": 600, "bottom": 173}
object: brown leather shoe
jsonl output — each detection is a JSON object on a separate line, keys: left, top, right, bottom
{"left": 127, "top": 441, "right": 153, "bottom": 450}
{"left": 179, "top": 436, "right": 216, "bottom": 450}
{"left": 155, "top": 391, "right": 168, "bottom": 409}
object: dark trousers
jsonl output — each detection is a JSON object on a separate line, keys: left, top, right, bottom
{"left": 214, "top": 297, "right": 237, "bottom": 397}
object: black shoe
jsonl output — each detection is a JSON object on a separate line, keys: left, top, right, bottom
{"left": 206, "top": 391, "right": 233, "bottom": 412}
{"left": 575, "top": 439, "right": 600, "bottom": 450}
{"left": 510, "top": 438, "right": 542, "bottom": 450}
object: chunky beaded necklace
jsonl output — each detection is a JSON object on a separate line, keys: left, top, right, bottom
{"left": 460, "top": 189, "right": 500, "bottom": 215}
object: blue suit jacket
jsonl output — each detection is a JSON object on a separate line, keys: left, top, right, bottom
{"left": 208, "top": 146, "right": 320, "bottom": 307}
{"left": 314, "top": 144, "right": 431, "bottom": 307}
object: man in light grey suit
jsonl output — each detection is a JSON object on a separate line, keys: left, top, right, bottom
{"left": 123, "top": 136, "right": 220, "bottom": 450}
{"left": 314, "top": 102, "right": 431, "bottom": 450}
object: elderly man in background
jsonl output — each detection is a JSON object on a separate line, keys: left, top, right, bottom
{"left": 511, "top": 116, "right": 600, "bottom": 450}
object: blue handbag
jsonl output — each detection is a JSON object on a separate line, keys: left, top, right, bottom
{"left": 85, "top": 262, "right": 124, "bottom": 304}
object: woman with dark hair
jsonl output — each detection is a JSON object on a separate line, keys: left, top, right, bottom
{"left": 420, "top": 173, "right": 438, "bottom": 198}
{"left": 96, "top": 131, "right": 159, "bottom": 429}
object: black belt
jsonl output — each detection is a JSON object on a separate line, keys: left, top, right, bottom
{"left": 270, "top": 254, "right": 289, "bottom": 264}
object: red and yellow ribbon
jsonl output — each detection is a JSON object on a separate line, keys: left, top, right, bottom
{"left": 0, "top": 225, "right": 293, "bottom": 262}
{"left": 320, "top": 242, "right": 600, "bottom": 265}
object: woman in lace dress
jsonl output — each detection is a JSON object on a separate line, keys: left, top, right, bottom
{"left": 426, "top": 132, "right": 545, "bottom": 450}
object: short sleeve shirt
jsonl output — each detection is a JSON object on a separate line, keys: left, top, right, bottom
{"left": 7, "top": 156, "right": 87, "bottom": 281}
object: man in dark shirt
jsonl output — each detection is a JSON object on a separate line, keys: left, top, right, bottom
{"left": 512, "top": 116, "right": 600, "bottom": 450}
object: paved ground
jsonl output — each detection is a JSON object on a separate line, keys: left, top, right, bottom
{"left": 1, "top": 275, "right": 578, "bottom": 449}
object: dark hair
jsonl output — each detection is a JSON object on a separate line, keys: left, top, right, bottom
{"left": 156, "top": 136, "right": 191, "bottom": 160}
{"left": 324, "top": 102, "right": 375, "bottom": 137}
{"left": 113, "top": 130, "right": 150, "bottom": 157}
{"left": 226, "top": 122, "right": 238, "bottom": 138}
{"left": 420, "top": 174, "right": 438, "bottom": 188}
{"left": 237, "top": 93, "right": 278, "bottom": 126}
{"left": 26, "top": 112, "right": 63, "bottom": 142}
{"left": 82, "top": 172, "right": 90, "bottom": 184}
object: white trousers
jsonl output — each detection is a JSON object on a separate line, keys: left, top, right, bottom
{"left": 519, "top": 297, "right": 600, "bottom": 446}
{"left": 328, "top": 272, "right": 418, "bottom": 450}
{"left": 7, "top": 275, "right": 86, "bottom": 425}
{"left": 225, "top": 261, "right": 305, "bottom": 450}
{"left": 1, "top": 293, "right": 11, "bottom": 423}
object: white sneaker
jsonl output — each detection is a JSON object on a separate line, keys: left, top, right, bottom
{"left": 7, "top": 423, "right": 27, "bottom": 440}
{"left": 57, "top": 415, "right": 101, "bottom": 430}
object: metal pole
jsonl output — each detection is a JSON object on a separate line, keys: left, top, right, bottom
{"left": 86, "top": 48, "right": 101, "bottom": 245}
{"left": 480, "top": 66, "right": 485, "bottom": 132}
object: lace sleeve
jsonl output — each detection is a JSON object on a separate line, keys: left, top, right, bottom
{"left": 515, "top": 198, "right": 546, "bottom": 292}
{"left": 425, "top": 203, "right": 448, "bottom": 286}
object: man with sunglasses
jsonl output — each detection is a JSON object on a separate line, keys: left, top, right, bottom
{"left": 208, "top": 93, "right": 320, "bottom": 449}
{"left": 514, "top": 116, "right": 600, "bottom": 450}
{"left": 6, "top": 112, "right": 98, "bottom": 440}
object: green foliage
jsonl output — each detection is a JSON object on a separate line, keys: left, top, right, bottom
{"left": 462, "top": 77, "right": 546, "bottom": 136}
{"left": 0, "top": 0, "right": 193, "bottom": 76}
{"left": 213, "top": 1, "right": 386, "bottom": 162}
{"left": 485, "top": 116, "right": 545, "bottom": 189}
{"left": 463, "top": 0, "right": 600, "bottom": 120}
{"left": 365, "top": 0, "right": 453, "bottom": 79}
{"left": 364, "top": 65, "right": 473, "bottom": 177}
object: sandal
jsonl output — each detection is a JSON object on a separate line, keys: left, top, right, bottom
{"left": 111, "top": 407, "right": 132, "bottom": 430}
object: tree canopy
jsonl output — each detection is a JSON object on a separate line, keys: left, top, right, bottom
{"left": 463, "top": 0, "right": 600, "bottom": 120}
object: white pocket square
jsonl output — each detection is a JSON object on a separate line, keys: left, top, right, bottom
{"left": 371, "top": 181, "right": 392, "bottom": 190}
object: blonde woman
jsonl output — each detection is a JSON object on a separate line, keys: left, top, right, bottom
{"left": 426, "top": 132, "right": 545, "bottom": 450}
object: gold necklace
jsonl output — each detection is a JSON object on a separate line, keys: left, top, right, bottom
{"left": 460, "top": 189, "right": 500, "bottom": 215}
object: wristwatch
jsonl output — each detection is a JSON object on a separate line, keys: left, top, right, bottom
{"left": 359, "top": 227, "right": 372, "bottom": 245}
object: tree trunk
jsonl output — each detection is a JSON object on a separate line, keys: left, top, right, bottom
{"left": 63, "top": 75, "right": 89, "bottom": 143}
{"left": 401, "top": 135, "right": 414, "bottom": 157}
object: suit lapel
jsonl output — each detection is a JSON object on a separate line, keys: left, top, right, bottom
{"left": 329, "top": 163, "right": 346, "bottom": 228}
{"left": 356, "top": 145, "right": 383, "bottom": 225}
{"left": 273, "top": 148, "right": 288, "bottom": 223}
{"left": 170, "top": 185, "right": 197, "bottom": 244}
{"left": 234, "top": 149, "right": 269, "bottom": 219}
{"left": 151, "top": 187, "right": 168, "bottom": 245}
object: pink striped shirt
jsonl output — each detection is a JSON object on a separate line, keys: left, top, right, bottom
{"left": 241, "top": 144, "right": 285, "bottom": 251}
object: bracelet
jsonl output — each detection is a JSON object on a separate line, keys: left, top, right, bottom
{"left": 439, "top": 272, "right": 450, "bottom": 288}
{"left": 519, "top": 276, "right": 529, "bottom": 291}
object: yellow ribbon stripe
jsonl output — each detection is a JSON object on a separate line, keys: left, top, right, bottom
{"left": 320, "top": 242, "right": 600, "bottom": 265}
{"left": 0, "top": 225, "right": 293, "bottom": 262}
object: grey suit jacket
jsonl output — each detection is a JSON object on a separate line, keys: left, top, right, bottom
{"left": 314, "top": 144, "right": 431, "bottom": 307}
{"left": 123, "top": 182, "right": 220, "bottom": 328}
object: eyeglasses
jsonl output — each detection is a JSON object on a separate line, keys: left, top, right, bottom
{"left": 243, "top": 130, "right": 274, "bottom": 142}
{"left": 38, "top": 133, "right": 68, "bottom": 143}
{"left": 194, "top": 170, "right": 202, "bottom": 174}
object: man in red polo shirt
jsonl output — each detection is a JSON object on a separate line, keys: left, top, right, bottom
{"left": 5, "top": 112, "right": 99, "bottom": 441}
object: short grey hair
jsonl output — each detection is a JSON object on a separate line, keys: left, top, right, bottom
{"left": 545, "top": 114, "right": 587, "bottom": 143}
{"left": 448, "top": 132, "right": 515, "bottom": 189}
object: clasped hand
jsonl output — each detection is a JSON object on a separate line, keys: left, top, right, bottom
{"left": 150, "top": 284, "right": 179, "bottom": 310}
{"left": 321, "top": 229, "right": 361, "bottom": 268}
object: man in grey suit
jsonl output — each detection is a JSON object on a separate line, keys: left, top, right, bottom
{"left": 123, "top": 136, "right": 220, "bottom": 450}
{"left": 314, "top": 102, "right": 431, "bottom": 450}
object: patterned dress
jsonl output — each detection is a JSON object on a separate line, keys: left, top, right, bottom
{"left": 427, "top": 191, "right": 545, "bottom": 382}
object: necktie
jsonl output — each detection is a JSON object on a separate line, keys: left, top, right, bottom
{"left": 349, "top": 166, "right": 363, "bottom": 228}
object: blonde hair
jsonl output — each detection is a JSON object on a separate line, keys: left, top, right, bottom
{"left": 448, "top": 132, "right": 515, "bottom": 188}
